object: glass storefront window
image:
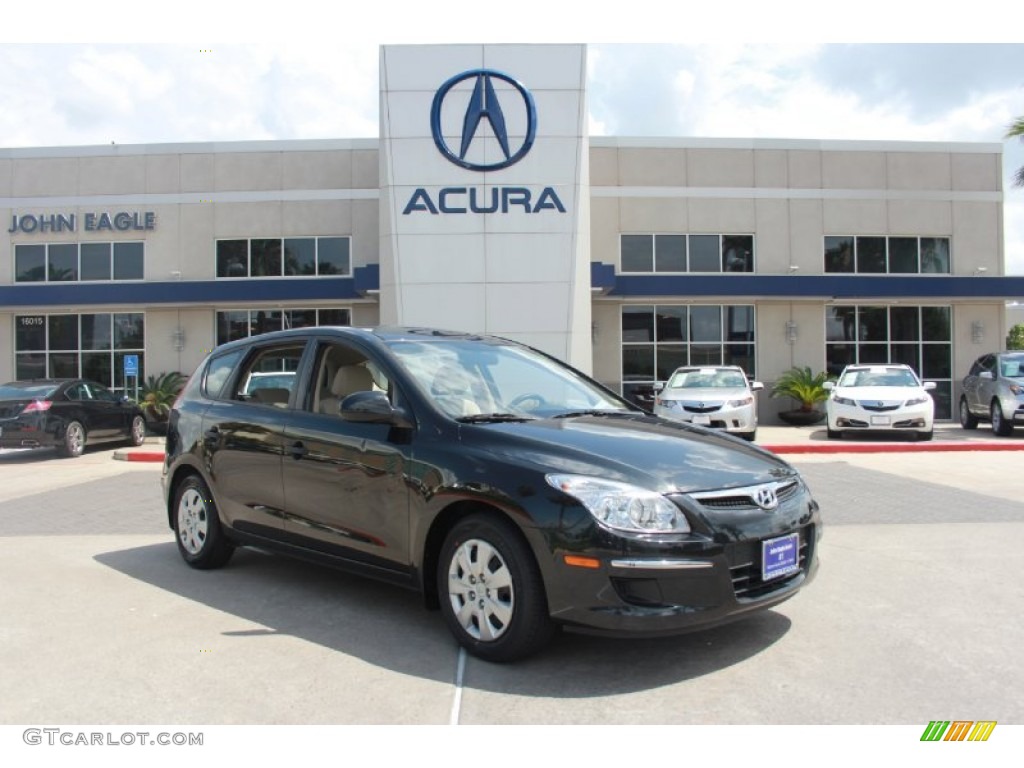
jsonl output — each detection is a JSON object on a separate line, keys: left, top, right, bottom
{"left": 620, "top": 304, "right": 757, "bottom": 408}
{"left": 824, "top": 235, "right": 950, "bottom": 274}
{"left": 825, "top": 305, "right": 952, "bottom": 419}
{"left": 214, "top": 307, "right": 352, "bottom": 346}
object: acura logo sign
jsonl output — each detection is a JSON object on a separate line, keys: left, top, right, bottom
{"left": 430, "top": 69, "right": 537, "bottom": 172}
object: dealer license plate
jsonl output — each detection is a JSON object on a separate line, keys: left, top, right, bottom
{"left": 762, "top": 532, "right": 800, "bottom": 581}
{"left": 692, "top": 414, "right": 711, "bottom": 425}
{"left": 870, "top": 415, "right": 890, "bottom": 425}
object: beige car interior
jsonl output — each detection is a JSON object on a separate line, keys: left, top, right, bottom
{"left": 315, "top": 345, "right": 385, "bottom": 416}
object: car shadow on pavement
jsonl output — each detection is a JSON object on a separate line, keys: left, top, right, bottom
{"left": 94, "top": 541, "right": 791, "bottom": 697}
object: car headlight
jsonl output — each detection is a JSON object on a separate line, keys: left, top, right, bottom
{"left": 905, "top": 395, "right": 930, "bottom": 407}
{"left": 546, "top": 474, "right": 690, "bottom": 533}
{"left": 655, "top": 398, "right": 678, "bottom": 409}
{"left": 1010, "top": 384, "right": 1024, "bottom": 396}
{"left": 833, "top": 395, "right": 856, "bottom": 406}
{"left": 727, "top": 396, "right": 753, "bottom": 407}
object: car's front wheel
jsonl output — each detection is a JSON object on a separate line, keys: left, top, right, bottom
{"left": 57, "top": 421, "right": 86, "bottom": 458}
{"left": 129, "top": 415, "right": 146, "bottom": 446}
{"left": 958, "top": 398, "right": 979, "bottom": 430}
{"left": 438, "top": 514, "right": 554, "bottom": 662}
{"left": 173, "top": 475, "right": 234, "bottom": 569}
{"left": 991, "top": 400, "right": 1014, "bottom": 437}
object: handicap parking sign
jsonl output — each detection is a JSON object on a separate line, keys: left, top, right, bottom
{"left": 124, "top": 355, "right": 139, "bottom": 378}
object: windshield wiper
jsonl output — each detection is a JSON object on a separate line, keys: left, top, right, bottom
{"left": 455, "top": 413, "right": 537, "bottom": 424}
{"left": 551, "top": 409, "right": 636, "bottom": 419}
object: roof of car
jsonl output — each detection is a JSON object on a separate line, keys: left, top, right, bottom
{"left": 209, "top": 326, "right": 522, "bottom": 355}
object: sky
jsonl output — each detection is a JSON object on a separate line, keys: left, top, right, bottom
{"left": 2, "top": 3, "right": 1023, "bottom": 272}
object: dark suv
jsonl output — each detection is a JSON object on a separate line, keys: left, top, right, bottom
{"left": 162, "top": 327, "right": 820, "bottom": 661}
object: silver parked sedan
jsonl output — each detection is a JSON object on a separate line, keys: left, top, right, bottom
{"left": 653, "top": 365, "right": 763, "bottom": 441}
{"left": 960, "top": 351, "right": 1024, "bottom": 436}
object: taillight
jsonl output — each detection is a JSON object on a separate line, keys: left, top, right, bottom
{"left": 22, "top": 400, "right": 52, "bottom": 413}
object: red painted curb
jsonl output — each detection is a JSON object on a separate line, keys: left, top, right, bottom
{"left": 761, "top": 442, "right": 1024, "bottom": 454}
{"left": 116, "top": 452, "right": 165, "bottom": 462}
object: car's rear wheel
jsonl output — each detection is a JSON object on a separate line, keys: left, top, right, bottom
{"left": 173, "top": 475, "right": 234, "bottom": 569}
{"left": 991, "top": 400, "right": 1014, "bottom": 437}
{"left": 958, "top": 398, "right": 979, "bottom": 430}
{"left": 57, "top": 421, "right": 86, "bottom": 458}
{"left": 438, "top": 514, "right": 554, "bottom": 662}
{"left": 129, "top": 415, "right": 146, "bottom": 446}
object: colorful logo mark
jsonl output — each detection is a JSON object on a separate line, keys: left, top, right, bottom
{"left": 920, "top": 721, "right": 997, "bottom": 742}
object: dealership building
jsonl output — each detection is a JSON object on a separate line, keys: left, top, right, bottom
{"left": 1, "top": 43, "right": 1021, "bottom": 422}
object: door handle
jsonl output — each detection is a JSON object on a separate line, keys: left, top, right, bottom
{"left": 288, "top": 441, "right": 309, "bottom": 460}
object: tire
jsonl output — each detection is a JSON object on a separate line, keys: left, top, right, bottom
{"left": 173, "top": 474, "right": 234, "bottom": 569}
{"left": 917, "top": 429, "right": 934, "bottom": 442}
{"left": 438, "top": 514, "right": 555, "bottom": 663}
{"left": 991, "top": 400, "right": 1014, "bottom": 437}
{"left": 958, "top": 398, "right": 979, "bottom": 430}
{"left": 739, "top": 430, "right": 757, "bottom": 442}
{"left": 826, "top": 425, "right": 842, "bottom": 440}
{"left": 57, "top": 421, "right": 86, "bottom": 458}
{"left": 128, "top": 415, "right": 147, "bottom": 446}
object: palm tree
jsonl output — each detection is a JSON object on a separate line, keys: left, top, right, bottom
{"left": 771, "top": 366, "right": 831, "bottom": 413}
{"left": 1009, "top": 116, "right": 1024, "bottom": 188}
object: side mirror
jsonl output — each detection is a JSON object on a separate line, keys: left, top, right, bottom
{"left": 653, "top": 383, "right": 665, "bottom": 394}
{"left": 979, "top": 371, "right": 994, "bottom": 380}
{"left": 750, "top": 381, "right": 764, "bottom": 392}
{"left": 823, "top": 381, "right": 835, "bottom": 391}
{"left": 923, "top": 381, "right": 937, "bottom": 391}
{"left": 340, "top": 390, "right": 412, "bottom": 428}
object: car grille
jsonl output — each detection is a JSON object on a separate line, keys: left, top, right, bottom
{"left": 729, "top": 525, "right": 812, "bottom": 600}
{"left": 682, "top": 402, "right": 723, "bottom": 414}
{"left": 688, "top": 479, "right": 801, "bottom": 511}
{"left": 858, "top": 401, "right": 900, "bottom": 412}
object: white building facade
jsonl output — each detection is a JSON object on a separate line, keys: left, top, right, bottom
{"left": 1, "top": 43, "right": 1017, "bottom": 422}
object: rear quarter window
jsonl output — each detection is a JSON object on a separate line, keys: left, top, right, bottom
{"left": 203, "top": 350, "right": 244, "bottom": 399}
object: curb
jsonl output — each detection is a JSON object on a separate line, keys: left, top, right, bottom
{"left": 762, "top": 442, "right": 1024, "bottom": 454}
{"left": 112, "top": 450, "right": 164, "bottom": 462}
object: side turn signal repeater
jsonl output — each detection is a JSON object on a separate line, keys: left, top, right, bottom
{"left": 563, "top": 554, "right": 601, "bottom": 569}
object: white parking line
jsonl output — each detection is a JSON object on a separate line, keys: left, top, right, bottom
{"left": 449, "top": 648, "right": 466, "bottom": 725}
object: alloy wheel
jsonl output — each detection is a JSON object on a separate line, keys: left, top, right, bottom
{"left": 177, "top": 487, "right": 209, "bottom": 555}
{"left": 447, "top": 538, "right": 515, "bottom": 642}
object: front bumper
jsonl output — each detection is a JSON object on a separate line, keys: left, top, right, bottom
{"left": 653, "top": 403, "right": 757, "bottom": 433}
{"left": 542, "top": 514, "right": 820, "bottom": 637}
{"left": 828, "top": 402, "right": 933, "bottom": 431}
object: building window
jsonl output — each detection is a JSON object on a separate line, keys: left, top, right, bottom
{"left": 14, "top": 312, "right": 145, "bottom": 394}
{"left": 215, "top": 307, "right": 352, "bottom": 346}
{"left": 620, "top": 234, "right": 754, "bottom": 273}
{"left": 825, "top": 304, "right": 952, "bottom": 419}
{"left": 824, "top": 236, "right": 951, "bottom": 274}
{"left": 14, "top": 242, "right": 144, "bottom": 282}
{"left": 216, "top": 237, "right": 351, "bottom": 278}
{"left": 620, "top": 304, "right": 756, "bottom": 407}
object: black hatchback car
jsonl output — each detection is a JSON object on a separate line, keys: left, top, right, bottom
{"left": 0, "top": 378, "right": 147, "bottom": 457}
{"left": 162, "top": 327, "right": 821, "bottom": 661}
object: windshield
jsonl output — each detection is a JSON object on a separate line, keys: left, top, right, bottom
{"left": 667, "top": 368, "right": 747, "bottom": 389}
{"left": 1000, "top": 356, "right": 1024, "bottom": 377}
{"left": 839, "top": 367, "right": 920, "bottom": 387}
{"left": 387, "top": 339, "right": 629, "bottom": 419}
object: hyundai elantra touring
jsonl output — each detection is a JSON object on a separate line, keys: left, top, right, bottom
{"left": 162, "top": 327, "right": 820, "bottom": 662}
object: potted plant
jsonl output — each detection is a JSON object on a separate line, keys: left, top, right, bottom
{"left": 139, "top": 371, "right": 187, "bottom": 435}
{"left": 771, "top": 366, "right": 830, "bottom": 426}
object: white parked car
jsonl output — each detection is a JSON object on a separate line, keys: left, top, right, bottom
{"left": 823, "top": 364, "right": 936, "bottom": 441}
{"left": 653, "top": 366, "right": 763, "bottom": 441}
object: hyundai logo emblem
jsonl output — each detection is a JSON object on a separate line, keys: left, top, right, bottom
{"left": 430, "top": 69, "right": 537, "bottom": 172}
{"left": 754, "top": 487, "right": 779, "bottom": 511}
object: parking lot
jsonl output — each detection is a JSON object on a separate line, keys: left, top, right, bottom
{"left": 1, "top": 429, "right": 1022, "bottom": 728}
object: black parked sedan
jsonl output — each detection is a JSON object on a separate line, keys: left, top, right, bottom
{"left": 162, "top": 327, "right": 821, "bottom": 662}
{"left": 0, "top": 379, "right": 147, "bottom": 457}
